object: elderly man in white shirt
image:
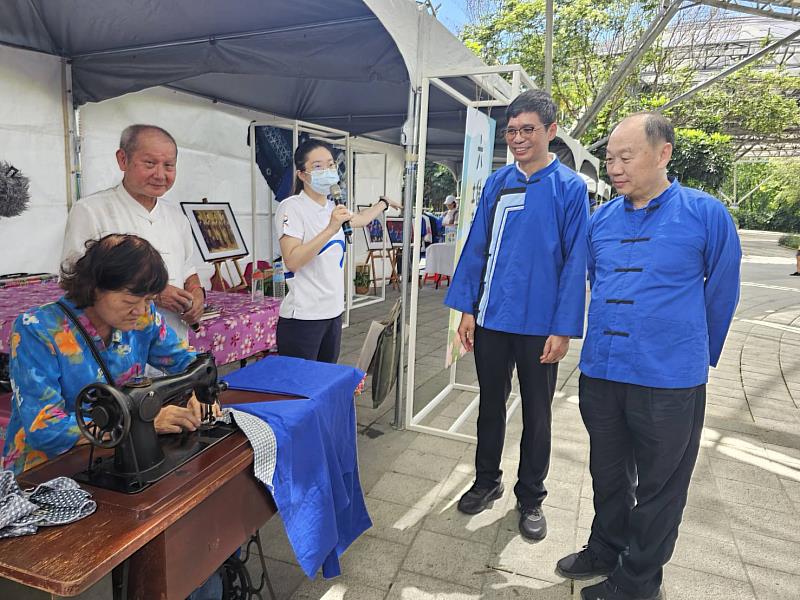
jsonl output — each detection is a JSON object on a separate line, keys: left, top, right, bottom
{"left": 61, "top": 124, "right": 204, "bottom": 339}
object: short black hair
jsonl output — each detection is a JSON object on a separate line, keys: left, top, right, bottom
{"left": 60, "top": 234, "right": 169, "bottom": 308}
{"left": 625, "top": 112, "right": 675, "bottom": 147}
{"left": 293, "top": 138, "right": 336, "bottom": 194}
{"left": 506, "top": 89, "right": 557, "bottom": 126}
{"left": 119, "top": 124, "right": 177, "bottom": 157}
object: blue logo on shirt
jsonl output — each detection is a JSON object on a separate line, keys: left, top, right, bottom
{"left": 318, "top": 239, "right": 346, "bottom": 268}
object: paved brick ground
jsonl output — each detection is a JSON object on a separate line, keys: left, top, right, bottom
{"left": 66, "top": 230, "right": 800, "bottom": 600}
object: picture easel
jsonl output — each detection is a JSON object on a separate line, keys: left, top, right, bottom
{"left": 185, "top": 197, "right": 250, "bottom": 293}
{"left": 211, "top": 258, "right": 247, "bottom": 292}
{"left": 388, "top": 247, "right": 402, "bottom": 290}
{"left": 365, "top": 248, "right": 399, "bottom": 293}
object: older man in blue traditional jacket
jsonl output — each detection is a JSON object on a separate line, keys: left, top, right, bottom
{"left": 445, "top": 90, "right": 589, "bottom": 541}
{"left": 556, "top": 113, "right": 742, "bottom": 600}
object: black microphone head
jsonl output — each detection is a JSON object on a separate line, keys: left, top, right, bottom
{"left": 0, "top": 161, "right": 30, "bottom": 219}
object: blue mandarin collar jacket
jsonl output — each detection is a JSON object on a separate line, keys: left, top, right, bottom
{"left": 445, "top": 158, "right": 589, "bottom": 337}
{"left": 579, "top": 180, "right": 742, "bottom": 388}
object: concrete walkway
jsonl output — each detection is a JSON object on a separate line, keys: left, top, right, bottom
{"left": 255, "top": 230, "right": 800, "bottom": 600}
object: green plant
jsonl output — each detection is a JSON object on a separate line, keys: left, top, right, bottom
{"left": 354, "top": 265, "right": 371, "bottom": 291}
{"left": 778, "top": 234, "right": 800, "bottom": 250}
{"left": 669, "top": 129, "right": 733, "bottom": 193}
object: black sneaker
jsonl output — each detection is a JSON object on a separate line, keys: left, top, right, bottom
{"left": 791, "top": 272, "right": 800, "bottom": 276}
{"left": 581, "top": 579, "right": 664, "bottom": 600}
{"left": 517, "top": 502, "right": 547, "bottom": 540}
{"left": 457, "top": 482, "right": 504, "bottom": 515}
{"left": 556, "top": 545, "right": 616, "bottom": 580}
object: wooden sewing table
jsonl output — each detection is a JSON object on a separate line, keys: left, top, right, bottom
{"left": 0, "top": 389, "right": 294, "bottom": 599}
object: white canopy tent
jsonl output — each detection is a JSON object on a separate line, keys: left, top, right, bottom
{"left": 0, "top": 0, "right": 601, "bottom": 422}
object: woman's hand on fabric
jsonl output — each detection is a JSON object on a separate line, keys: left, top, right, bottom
{"left": 187, "top": 393, "right": 222, "bottom": 421}
{"left": 154, "top": 402, "right": 202, "bottom": 434}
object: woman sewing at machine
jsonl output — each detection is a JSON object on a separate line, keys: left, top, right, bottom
{"left": 2, "top": 234, "right": 205, "bottom": 475}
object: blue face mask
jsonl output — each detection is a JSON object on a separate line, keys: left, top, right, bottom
{"left": 308, "top": 168, "right": 340, "bottom": 195}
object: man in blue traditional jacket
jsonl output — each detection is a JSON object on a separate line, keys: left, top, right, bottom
{"left": 445, "top": 90, "right": 589, "bottom": 541}
{"left": 556, "top": 113, "right": 741, "bottom": 600}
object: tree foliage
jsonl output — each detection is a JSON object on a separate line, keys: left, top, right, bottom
{"left": 459, "top": 0, "right": 800, "bottom": 204}
{"left": 423, "top": 162, "right": 458, "bottom": 210}
{"left": 666, "top": 67, "right": 800, "bottom": 140}
{"left": 724, "top": 160, "right": 800, "bottom": 232}
{"left": 670, "top": 129, "right": 733, "bottom": 192}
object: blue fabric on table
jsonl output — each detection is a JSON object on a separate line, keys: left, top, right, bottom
{"left": 222, "top": 356, "right": 371, "bottom": 579}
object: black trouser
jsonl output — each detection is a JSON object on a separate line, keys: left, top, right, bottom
{"left": 579, "top": 374, "right": 706, "bottom": 597}
{"left": 473, "top": 326, "right": 558, "bottom": 508}
{"left": 276, "top": 314, "right": 342, "bottom": 363}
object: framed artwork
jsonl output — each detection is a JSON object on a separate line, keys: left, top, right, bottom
{"left": 385, "top": 217, "right": 405, "bottom": 247}
{"left": 181, "top": 202, "right": 248, "bottom": 262}
{"left": 359, "top": 204, "right": 386, "bottom": 250}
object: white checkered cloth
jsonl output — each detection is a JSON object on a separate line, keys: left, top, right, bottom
{"left": 219, "top": 408, "right": 277, "bottom": 492}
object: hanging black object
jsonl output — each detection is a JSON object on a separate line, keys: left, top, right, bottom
{"left": 370, "top": 301, "right": 402, "bottom": 409}
{"left": 0, "top": 161, "right": 30, "bottom": 219}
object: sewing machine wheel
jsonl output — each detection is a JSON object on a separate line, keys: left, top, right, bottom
{"left": 75, "top": 383, "right": 131, "bottom": 448}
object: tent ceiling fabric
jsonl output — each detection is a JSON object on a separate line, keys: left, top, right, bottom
{"left": 0, "top": 0, "right": 500, "bottom": 162}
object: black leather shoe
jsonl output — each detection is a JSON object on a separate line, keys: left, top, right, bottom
{"left": 457, "top": 482, "right": 504, "bottom": 515}
{"left": 556, "top": 545, "right": 616, "bottom": 580}
{"left": 581, "top": 579, "right": 664, "bottom": 600}
{"left": 517, "top": 502, "right": 547, "bottom": 540}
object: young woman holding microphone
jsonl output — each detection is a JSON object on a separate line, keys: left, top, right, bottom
{"left": 274, "top": 139, "right": 398, "bottom": 363}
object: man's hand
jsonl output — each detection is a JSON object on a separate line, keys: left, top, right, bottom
{"left": 154, "top": 402, "right": 202, "bottom": 434}
{"left": 181, "top": 288, "right": 205, "bottom": 325}
{"left": 540, "top": 335, "right": 569, "bottom": 364}
{"left": 457, "top": 313, "right": 476, "bottom": 352}
{"left": 156, "top": 284, "right": 194, "bottom": 315}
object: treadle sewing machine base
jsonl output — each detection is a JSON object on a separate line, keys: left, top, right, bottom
{"left": 74, "top": 423, "right": 238, "bottom": 494}
{"left": 0, "top": 388, "right": 298, "bottom": 600}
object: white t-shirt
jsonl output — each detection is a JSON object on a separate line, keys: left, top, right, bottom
{"left": 61, "top": 184, "right": 198, "bottom": 338}
{"left": 274, "top": 191, "right": 346, "bottom": 320}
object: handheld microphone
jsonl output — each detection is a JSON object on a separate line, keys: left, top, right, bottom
{"left": 329, "top": 183, "right": 353, "bottom": 244}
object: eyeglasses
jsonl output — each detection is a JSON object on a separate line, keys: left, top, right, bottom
{"left": 304, "top": 164, "right": 336, "bottom": 173}
{"left": 503, "top": 125, "right": 547, "bottom": 140}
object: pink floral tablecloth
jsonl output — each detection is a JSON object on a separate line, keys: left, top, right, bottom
{"left": 190, "top": 293, "right": 280, "bottom": 364}
{"left": 0, "top": 281, "right": 279, "bottom": 365}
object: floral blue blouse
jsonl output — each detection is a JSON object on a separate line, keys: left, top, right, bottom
{"left": 2, "top": 296, "right": 196, "bottom": 474}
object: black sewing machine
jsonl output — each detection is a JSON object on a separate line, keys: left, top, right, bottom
{"left": 72, "top": 353, "right": 236, "bottom": 494}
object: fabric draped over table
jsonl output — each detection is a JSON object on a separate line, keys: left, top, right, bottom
{"left": 222, "top": 356, "right": 370, "bottom": 578}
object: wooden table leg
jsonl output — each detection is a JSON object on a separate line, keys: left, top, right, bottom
{"left": 125, "top": 470, "right": 275, "bottom": 600}
{"left": 111, "top": 562, "right": 129, "bottom": 600}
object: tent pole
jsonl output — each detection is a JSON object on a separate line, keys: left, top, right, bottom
{"left": 344, "top": 134, "right": 353, "bottom": 328}
{"left": 61, "top": 59, "right": 78, "bottom": 209}
{"left": 394, "top": 83, "right": 420, "bottom": 430}
{"left": 402, "top": 78, "right": 430, "bottom": 431}
{"left": 249, "top": 121, "right": 260, "bottom": 274}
